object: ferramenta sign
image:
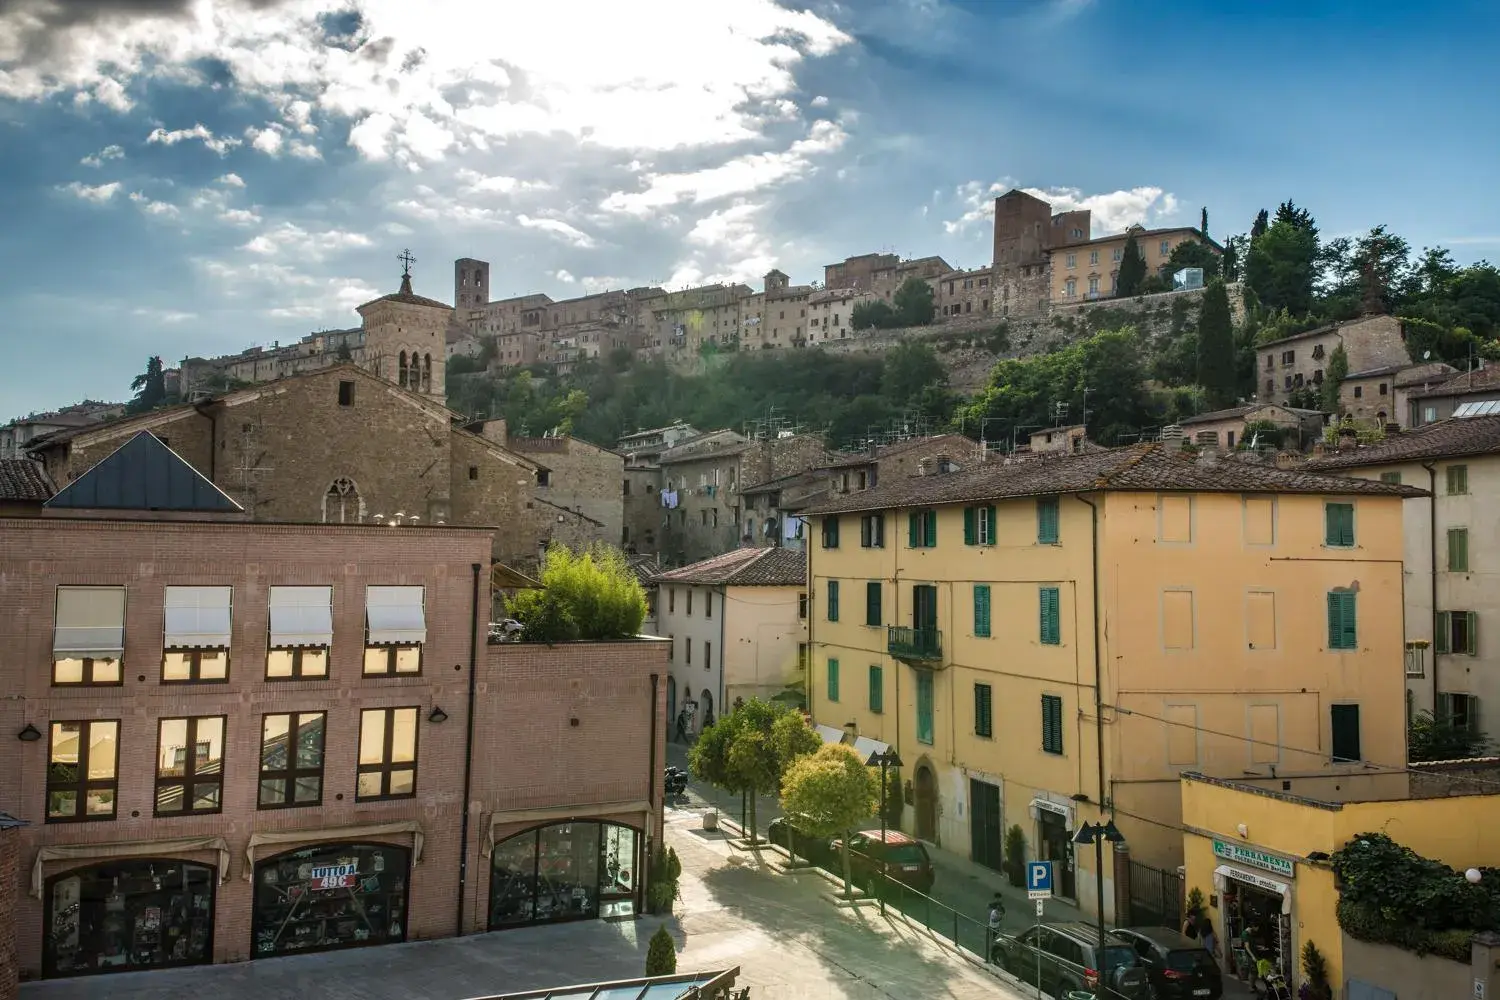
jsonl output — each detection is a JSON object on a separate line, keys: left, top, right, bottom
{"left": 1212, "top": 840, "right": 1296, "bottom": 878}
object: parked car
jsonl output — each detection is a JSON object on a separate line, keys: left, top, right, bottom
{"left": 766, "top": 816, "right": 830, "bottom": 866}
{"left": 1110, "top": 927, "right": 1222, "bottom": 1000}
{"left": 830, "top": 830, "right": 936, "bottom": 894}
{"left": 994, "top": 921, "right": 1151, "bottom": 1000}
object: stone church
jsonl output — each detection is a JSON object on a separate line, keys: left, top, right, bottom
{"left": 27, "top": 271, "right": 615, "bottom": 569}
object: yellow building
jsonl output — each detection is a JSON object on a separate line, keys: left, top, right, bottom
{"left": 802, "top": 443, "right": 1420, "bottom": 921}
{"left": 1049, "top": 224, "right": 1216, "bottom": 302}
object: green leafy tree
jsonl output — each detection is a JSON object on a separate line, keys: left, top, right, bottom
{"left": 1246, "top": 219, "right": 1320, "bottom": 316}
{"left": 1250, "top": 209, "right": 1269, "bottom": 240}
{"left": 892, "top": 276, "right": 936, "bottom": 326}
{"left": 645, "top": 925, "right": 677, "bottom": 975}
{"left": 1195, "top": 281, "right": 1237, "bottom": 407}
{"left": 851, "top": 299, "right": 899, "bottom": 330}
{"left": 1115, "top": 231, "right": 1147, "bottom": 297}
{"left": 1321, "top": 343, "right": 1348, "bottom": 413}
{"left": 1164, "top": 239, "right": 1222, "bottom": 282}
{"left": 1003, "top": 825, "right": 1027, "bottom": 887}
{"left": 447, "top": 354, "right": 485, "bottom": 376}
{"left": 1409, "top": 709, "right": 1495, "bottom": 762}
{"left": 688, "top": 699, "right": 820, "bottom": 843}
{"left": 1222, "top": 234, "right": 1248, "bottom": 283}
{"left": 646, "top": 844, "right": 682, "bottom": 914}
{"left": 503, "top": 543, "right": 648, "bottom": 642}
{"left": 1300, "top": 941, "right": 1332, "bottom": 1000}
{"left": 1200, "top": 206, "right": 1208, "bottom": 237}
{"left": 335, "top": 340, "right": 354, "bottom": 361}
{"left": 127, "top": 355, "right": 168, "bottom": 414}
{"left": 779, "top": 743, "right": 880, "bottom": 899}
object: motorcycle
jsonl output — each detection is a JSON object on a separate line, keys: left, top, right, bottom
{"left": 664, "top": 766, "right": 689, "bottom": 797}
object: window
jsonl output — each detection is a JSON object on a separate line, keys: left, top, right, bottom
{"left": 1379, "top": 471, "right": 1402, "bottom": 485}
{"left": 974, "top": 683, "right": 993, "bottom": 738}
{"left": 1326, "top": 590, "right": 1358, "bottom": 650}
{"left": 827, "top": 658, "right": 840, "bottom": 702}
{"left": 687, "top": 590, "right": 694, "bottom": 616}
{"left": 669, "top": 588, "right": 676, "bottom": 614}
{"left": 1379, "top": 383, "right": 1388, "bottom": 396}
{"left": 364, "top": 585, "right": 425, "bottom": 675}
{"left": 1330, "top": 704, "right": 1361, "bottom": 762}
{"left": 827, "top": 580, "right": 840, "bottom": 622}
{"left": 704, "top": 640, "right": 711, "bottom": 667}
{"left": 798, "top": 592, "right": 807, "bottom": 619}
{"left": 1065, "top": 278, "right": 1077, "bottom": 298}
{"left": 1089, "top": 250, "right": 1099, "bottom": 266}
{"left": 667, "top": 635, "right": 674, "bottom": 661}
{"left": 1041, "top": 695, "right": 1063, "bottom": 754}
{"left": 821, "top": 516, "right": 840, "bottom": 548}
{"left": 1439, "top": 693, "right": 1480, "bottom": 733}
{"left": 865, "top": 582, "right": 882, "bottom": 626}
{"left": 1324, "top": 502, "right": 1355, "bottom": 547}
{"left": 916, "top": 671, "right": 934, "bottom": 745}
{"left": 860, "top": 513, "right": 885, "bottom": 548}
{"left": 1039, "top": 586, "right": 1061, "bottom": 645}
{"left": 1036, "top": 497, "right": 1060, "bottom": 544}
{"left": 357, "top": 707, "right": 419, "bottom": 800}
{"left": 468, "top": 466, "right": 479, "bottom": 481}
{"left": 259, "top": 712, "right": 326, "bottom": 809}
{"left": 1065, "top": 253, "right": 1076, "bottom": 268}
{"left": 162, "top": 586, "right": 232, "bottom": 682}
{"left": 868, "top": 665, "right": 884, "bottom": 714}
{"left": 1353, "top": 385, "right": 1363, "bottom": 398}
{"left": 1312, "top": 344, "right": 1325, "bottom": 360}
{"left": 1088, "top": 276, "right": 1100, "bottom": 295}
{"left": 46, "top": 720, "right": 118, "bottom": 822}
{"left": 1281, "top": 350, "right": 1295, "bottom": 365}
{"left": 1449, "top": 527, "right": 1471, "bottom": 572}
{"left": 1424, "top": 405, "right": 1438, "bottom": 423}
{"left": 973, "top": 584, "right": 992, "bottom": 638}
{"left": 964, "top": 505, "right": 997, "bottom": 546}
{"left": 52, "top": 585, "right": 125, "bottom": 685}
{"left": 156, "top": 716, "right": 226, "bottom": 815}
{"left": 338, "top": 380, "right": 354, "bottom": 406}
{"left": 1160, "top": 239, "right": 1171, "bottom": 256}
{"left": 705, "top": 591, "right": 713, "bottom": 619}
{"left": 1447, "top": 464, "right": 1469, "bottom": 495}
{"left": 1112, "top": 248, "right": 1123, "bottom": 262}
{"left": 265, "top": 585, "right": 332, "bottom": 678}
{"left": 1435, "top": 610, "right": 1478, "bottom": 655}
{"left": 685, "top": 636, "right": 691, "bottom": 664}
{"left": 907, "top": 509, "right": 938, "bottom": 547}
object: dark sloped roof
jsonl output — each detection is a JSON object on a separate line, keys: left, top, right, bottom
{"left": 651, "top": 547, "right": 806, "bottom": 587}
{"left": 1178, "top": 404, "right": 1323, "bottom": 426}
{"left": 738, "top": 467, "right": 828, "bottom": 495}
{"left": 45, "top": 432, "right": 244, "bottom": 513}
{"left": 1303, "top": 415, "right": 1500, "bottom": 469}
{"left": 802, "top": 442, "right": 1424, "bottom": 516}
{"left": 1409, "top": 365, "right": 1500, "bottom": 400}
{"left": 0, "top": 458, "right": 55, "bottom": 501}
{"left": 823, "top": 433, "right": 978, "bottom": 470}
{"left": 365, "top": 274, "right": 451, "bottom": 311}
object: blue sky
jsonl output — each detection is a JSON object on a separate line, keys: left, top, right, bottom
{"left": 2, "top": 0, "right": 1497, "bottom": 419}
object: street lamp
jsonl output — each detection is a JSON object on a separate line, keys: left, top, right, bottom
{"left": 866, "top": 747, "right": 904, "bottom": 913}
{"left": 1074, "top": 820, "right": 1127, "bottom": 997}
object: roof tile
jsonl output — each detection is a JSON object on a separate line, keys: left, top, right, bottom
{"left": 650, "top": 547, "right": 806, "bottom": 587}
{"left": 1303, "top": 414, "right": 1500, "bottom": 469}
{"left": 0, "top": 458, "right": 55, "bottom": 501}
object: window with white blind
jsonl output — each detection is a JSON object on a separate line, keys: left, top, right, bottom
{"left": 162, "top": 586, "right": 232, "bottom": 682}
{"left": 364, "top": 586, "right": 425, "bottom": 675}
{"left": 267, "top": 586, "right": 333, "bottom": 679}
{"left": 52, "top": 586, "right": 126, "bottom": 686}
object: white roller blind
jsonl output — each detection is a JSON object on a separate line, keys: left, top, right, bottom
{"left": 163, "top": 586, "right": 233, "bottom": 649}
{"left": 54, "top": 586, "right": 126, "bottom": 657}
{"left": 365, "top": 585, "right": 426, "bottom": 645}
{"left": 268, "top": 586, "right": 334, "bottom": 648}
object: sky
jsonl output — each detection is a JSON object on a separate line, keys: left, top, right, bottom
{"left": 2, "top": 0, "right": 1498, "bottom": 419}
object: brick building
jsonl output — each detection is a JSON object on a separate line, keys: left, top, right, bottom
{"left": 0, "top": 458, "right": 53, "bottom": 516}
{"left": 0, "top": 434, "right": 668, "bottom": 982}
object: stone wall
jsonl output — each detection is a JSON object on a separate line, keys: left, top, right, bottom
{"left": 511, "top": 436, "right": 625, "bottom": 546}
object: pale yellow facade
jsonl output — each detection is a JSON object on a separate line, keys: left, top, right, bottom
{"left": 1049, "top": 227, "right": 1211, "bottom": 303}
{"left": 807, "top": 486, "right": 1409, "bottom": 921}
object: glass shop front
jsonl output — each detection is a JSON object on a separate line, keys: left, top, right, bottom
{"left": 489, "top": 821, "right": 640, "bottom": 929}
{"left": 44, "top": 859, "right": 216, "bottom": 979}
{"left": 251, "top": 843, "right": 410, "bottom": 959}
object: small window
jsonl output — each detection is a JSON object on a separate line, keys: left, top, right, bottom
{"left": 1353, "top": 386, "right": 1363, "bottom": 399}
{"left": 357, "top": 707, "right": 419, "bottom": 800}
{"left": 965, "top": 505, "right": 996, "bottom": 546}
{"left": 907, "top": 509, "right": 938, "bottom": 548}
{"left": 1379, "top": 471, "right": 1402, "bottom": 485}
{"left": 687, "top": 590, "right": 694, "bottom": 616}
{"left": 973, "top": 584, "right": 992, "bottom": 638}
{"left": 860, "top": 513, "right": 885, "bottom": 548}
{"left": 704, "top": 640, "right": 711, "bottom": 667}
{"left": 1324, "top": 502, "right": 1355, "bottom": 547}
{"left": 1438, "top": 693, "right": 1481, "bottom": 733}
{"left": 669, "top": 588, "right": 676, "bottom": 614}
{"left": 705, "top": 590, "right": 713, "bottom": 619}
{"left": 868, "top": 665, "right": 883, "bottom": 714}
{"left": 1036, "top": 497, "right": 1060, "bottom": 544}
{"left": 865, "top": 582, "right": 882, "bottom": 627}
{"left": 156, "top": 716, "right": 226, "bottom": 815}
{"left": 1039, "top": 587, "right": 1061, "bottom": 645}
{"left": 798, "top": 592, "right": 807, "bottom": 619}
{"left": 468, "top": 466, "right": 479, "bottom": 480}
{"left": 827, "top": 580, "right": 840, "bottom": 622}
{"left": 1435, "top": 610, "right": 1478, "bottom": 655}
{"left": 1041, "top": 695, "right": 1064, "bottom": 755}
{"left": 974, "top": 683, "right": 994, "bottom": 738}
{"left": 822, "top": 516, "right": 840, "bottom": 549}
{"left": 536, "top": 470, "right": 551, "bottom": 487}
{"left": 1447, "top": 465, "right": 1469, "bottom": 495}
{"left": 47, "top": 720, "right": 119, "bottom": 822}
{"left": 1327, "top": 590, "right": 1358, "bottom": 650}
{"left": 259, "top": 712, "right": 326, "bottom": 809}
{"left": 338, "top": 380, "right": 355, "bottom": 406}
{"left": 1449, "top": 528, "right": 1470, "bottom": 573}
{"left": 1330, "top": 704, "right": 1361, "bottom": 763}
{"left": 1379, "top": 383, "right": 1388, "bottom": 396}
{"left": 684, "top": 636, "right": 691, "bottom": 664}
{"left": 827, "top": 658, "right": 840, "bottom": 702}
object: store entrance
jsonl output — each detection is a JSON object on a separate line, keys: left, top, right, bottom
{"left": 489, "top": 821, "right": 641, "bottom": 929}
{"left": 251, "top": 843, "right": 411, "bottom": 959}
{"left": 1223, "top": 878, "right": 1292, "bottom": 984}
{"left": 1037, "top": 810, "right": 1077, "bottom": 899}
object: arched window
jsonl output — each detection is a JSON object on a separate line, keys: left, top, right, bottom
{"left": 252, "top": 843, "right": 410, "bottom": 958}
{"left": 489, "top": 821, "right": 641, "bottom": 929}
{"left": 323, "top": 477, "right": 362, "bottom": 524}
{"left": 422, "top": 353, "right": 432, "bottom": 392}
{"left": 46, "top": 859, "right": 217, "bottom": 977}
{"left": 398, "top": 351, "right": 408, "bottom": 388}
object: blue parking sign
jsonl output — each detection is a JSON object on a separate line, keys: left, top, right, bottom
{"left": 1026, "top": 860, "right": 1054, "bottom": 900}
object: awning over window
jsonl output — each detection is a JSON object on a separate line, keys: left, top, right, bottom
{"left": 366, "top": 585, "right": 426, "bottom": 645}
{"left": 163, "top": 586, "right": 233, "bottom": 648}
{"left": 1213, "top": 863, "right": 1292, "bottom": 912}
{"left": 53, "top": 586, "right": 126, "bottom": 659}
{"left": 851, "top": 736, "right": 890, "bottom": 763}
{"left": 268, "top": 586, "right": 334, "bottom": 648}
{"left": 814, "top": 724, "right": 845, "bottom": 745}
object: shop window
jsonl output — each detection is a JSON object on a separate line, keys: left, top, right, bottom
{"left": 52, "top": 586, "right": 125, "bottom": 686}
{"left": 357, "top": 707, "right": 419, "bottom": 800}
{"left": 488, "top": 822, "right": 639, "bottom": 928}
{"left": 363, "top": 585, "right": 425, "bottom": 676}
{"left": 156, "top": 717, "right": 226, "bottom": 816}
{"left": 45, "top": 859, "right": 215, "bottom": 978}
{"left": 259, "top": 712, "right": 327, "bottom": 809}
{"left": 47, "top": 720, "right": 119, "bottom": 822}
{"left": 252, "top": 843, "right": 409, "bottom": 958}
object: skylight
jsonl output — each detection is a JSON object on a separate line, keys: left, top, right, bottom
{"left": 1453, "top": 400, "right": 1500, "bottom": 418}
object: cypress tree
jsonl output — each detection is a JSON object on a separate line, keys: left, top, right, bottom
{"left": 1115, "top": 231, "right": 1147, "bottom": 297}
{"left": 1195, "top": 280, "right": 1236, "bottom": 408}
{"left": 645, "top": 926, "right": 678, "bottom": 976}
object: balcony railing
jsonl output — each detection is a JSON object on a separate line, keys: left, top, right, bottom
{"left": 887, "top": 626, "right": 943, "bottom": 664}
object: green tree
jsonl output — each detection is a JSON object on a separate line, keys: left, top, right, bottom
{"left": 1246, "top": 219, "right": 1320, "bottom": 316}
{"left": 1321, "top": 343, "right": 1348, "bottom": 413}
{"left": 447, "top": 354, "right": 484, "bottom": 376}
{"left": 892, "top": 277, "right": 936, "bottom": 326}
{"left": 1222, "top": 234, "right": 1248, "bottom": 283}
{"left": 689, "top": 699, "right": 820, "bottom": 843}
{"left": 1200, "top": 206, "right": 1208, "bottom": 237}
{"left": 1409, "top": 709, "right": 1495, "bottom": 762}
{"left": 1195, "top": 280, "right": 1237, "bottom": 407}
{"left": 503, "top": 543, "right": 648, "bottom": 641}
{"left": 1115, "top": 231, "right": 1147, "bottom": 297}
{"left": 851, "top": 299, "right": 899, "bottom": 330}
{"left": 335, "top": 340, "right": 353, "bottom": 361}
{"left": 779, "top": 743, "right": 880, "bottom": 899}
{"left": 127, "top": 355, "right": 168, "bottom": 414}
{"left": 1163, "top": 239, "right": 1221, "bottom": 282}
{"left": 645, "top": 925, "right": 677, "bottom": 975}
{"left": 1250, "top": 209, "right": 1269, "bottom": 240}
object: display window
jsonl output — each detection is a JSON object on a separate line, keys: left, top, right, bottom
{"left": 488, "top": 821, "right": 640, "bottom": 929}
{"left": 251, "top": 843, "right": 410, "bottom": 959}
{"left": 44, "top": 859, "right": 216, "bottom": 978}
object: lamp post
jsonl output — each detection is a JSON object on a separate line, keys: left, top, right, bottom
{"left": 1073, "top": 819, "right": 1127, "bottom": 997}
{"left": 866, "top": 747, "right": 904, "bottom": 913}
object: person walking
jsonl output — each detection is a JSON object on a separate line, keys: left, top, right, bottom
{"left": 1197, "top": 911, "right": 1219, "bottom": 968}
{"left": 674, "top": 709, "right": 688, "bottom": 744}
{"left": 986, "top": 893, "right": 1007, "bottom": 963}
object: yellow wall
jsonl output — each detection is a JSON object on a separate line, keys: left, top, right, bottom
{"left": 1049, "top": 229, "right": 1209, "bottom": 302}
{"left": 721, "top": 584, "right": 806, "bottom": 704}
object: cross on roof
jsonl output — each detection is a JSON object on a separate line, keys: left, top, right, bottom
{"left": 398, "top": 248, "right": 416, "bottom": 276}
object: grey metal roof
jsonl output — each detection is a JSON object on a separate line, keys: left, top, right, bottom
{"left": 44, "top": 431, "right": 244, "bottom": 513}
{"left": 468, "top": 969, "right": 738, "bottom": 1000}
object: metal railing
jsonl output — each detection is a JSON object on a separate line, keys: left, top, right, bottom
{"left": 865, "top": 873, "right": 992, "bottom": 962}
{"left": 887, "top": 626, "right": 943, "bottom": 662}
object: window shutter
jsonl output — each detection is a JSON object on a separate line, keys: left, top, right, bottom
{"left": 827, "top": 658, "right": 839, "bottom": 702}
{"left": 964, "top": 507, "right": 976, "bottom": 546}
{"left": 974, "top": 585, "right": 991, "bottom": 638}
{"left": 866, "top": 582, "right": 882, "bottom": 627}
{"left": 1467, "top": 611, "right": 1479, "bottom": 656}
{"left": 827, "top": 581, "right": 840, "bottom": 622}
{"left": 908, "top": 511, "right": 919, "bottom": 547}
{"left": 1435, "top": 612, "right": 1451, "bottom": 654}
{"left": 869, "top": 665, "right": 883, "bottom": 713}
{"left": 1038, "top": 498, "right": 1059, "bottom": 544}
{"left": 1040, "top": 587, "right": 1060, "bottom": 645}
{"left": 1327, "top": 591, "right": 1356, "bottom": 649}
{"left": 985, "top": 506, "right": 997, "bottom": 544}
{"left": 1449, "top": 528, "right": 1470, "bottom": 572}
{"left": 924, "top": 510, "right": 937, "bottom": 547}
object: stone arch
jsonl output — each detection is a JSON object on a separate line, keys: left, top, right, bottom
{"left": 398, "top": 350, "right": 409, "bottom": 388}
{"left": 323, "top": 477, "right": 364, "bottom": 524}
{"left": 422, "top": 353, "right": 432, "bottom": 392}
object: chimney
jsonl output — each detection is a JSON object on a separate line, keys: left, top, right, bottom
{"left": 918, "top": 456, "right": 936, "bottom": 476}
{"left": 1337, "top": 425, "right": 1359, "bottom": 449}
{"left": 1384, "top": 422, "right": 1401, "bottom": 436}
{"left": 1274, "top": 451, "right": 1300, "bottom": 470}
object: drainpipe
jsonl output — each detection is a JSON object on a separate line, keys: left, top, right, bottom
{"left": 717, "top": 586, "right": 727, "bottom": 712}
{"left": 193, "top": 403, "right": 217, "bottom": 480}
{"left": 454, "top": 561, "right": 483, "bottom": 937}
{"left": 1077, "top": 495, "right": 1109, "bottom": 925}
{"left": 645, "top": 671, "right": 660, "bottom": 916}
{"left": 1422, "top": 462, "right": 1439, "bottom": 711}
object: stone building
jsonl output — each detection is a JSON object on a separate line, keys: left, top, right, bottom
{"left": 1049, "top": 224, "right": 1217, "bottom": 303}
{"left": 1405, "top": 364, "right": 1500, "bottom": 427}
{"left": 805, "top": 287, "right": 869, "bottom": 344}
{"left": 0, "top": 404, "right": 121, "bottom": 461}
{"left": 1257, "top": 315, "right": 1411, "bottom": 408}
{"left": 1176, "top": 404, "right": 1326, "bottom": 452}
{"left": 466, "top": 418, "right": 625, "bottom": 548}
{"left": 739, "top": 468, "right": 830, "bottom": 550}
{"left": 1339, "top": 361, "right": 1457, "bottom": 428}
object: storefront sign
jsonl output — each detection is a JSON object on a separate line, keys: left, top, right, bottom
{"left": 309, "top": 862, "right": 358, "bottom": 890}
{"left": 1212, "top": 839, "right": 1295, "bottom": 878}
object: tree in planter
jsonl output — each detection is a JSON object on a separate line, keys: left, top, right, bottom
{"left": 1298, "top": 941, "right": 1332, "bottom": 1000}
{"left": 688, "top": 699, "right": 820, "bottom": 844}
{"left": 880, "top": 767, "right": 904, "bottom": 830}
{"left": 645, "top": 925, "right": 677, "bottom": 976}
{"left": 646, "top": 844, "right": 682, "bottom": 914}
{"left": 780, "top": 743, "right": 880, "bottom": 899}
{"left": 504, "top": 543, "right": 648, "bottom": 641}
{"left": 1003, "top": 825, "right": 1027, "bottom": 888}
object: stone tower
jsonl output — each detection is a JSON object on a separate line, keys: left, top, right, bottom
{"left": 356, "top": 257, "right": 453, "bottom": 405}
{"left": 455, "top": 257, "right": 489, "bottom": 312}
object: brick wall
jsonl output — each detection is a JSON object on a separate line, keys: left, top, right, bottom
{"left": 0, "top": 826, "right": 19, "bottom": 1000}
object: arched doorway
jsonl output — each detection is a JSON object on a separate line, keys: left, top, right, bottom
{"left": 44, "top": 858, "right": 216, "bottom": 978}
{"left": 489, "top": 822, "right": 641, "bottom": 929}
{"left": 666, "top": 676, "right": 677, "bottom": 726}
{"left": 700, "top": 688, "right": 715, "bottom": 729}
{"left": 913, "top": 764, "right": 938, "bottom": 842}
{"left": 251, "top": 843, "right": 410, "bottom": 959}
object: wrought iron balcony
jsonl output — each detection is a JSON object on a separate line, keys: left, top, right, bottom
{"left": 887, "top": 626, "right": 943, "bottom": 664}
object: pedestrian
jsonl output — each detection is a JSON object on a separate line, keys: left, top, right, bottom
{"left": 675, "top": 710, "right": 687, "bottom": 744}
{"left": 1182, "top": 906, "right": 1200, "bottom": 941}
{"left": 1197, "top": 911, "right": 1219, "bottom": 966}
{"left": 986, "top": 893, "right": 1006, "bottom": 963}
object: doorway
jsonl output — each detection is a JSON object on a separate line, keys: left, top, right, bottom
{"left": 1037, "top": 809, "right": 1076, "bottom": 899}
{"left": 914, "top": 764, "right": 938, "bottom": 842}
{"left": 700, "top": 689, "right": 714, "bottom": 729}
{"left": 969, "top": 779, "right": 1002, "bottom": 872}
{"left": 912, "top": 584, "right": 938, "bottom": 633}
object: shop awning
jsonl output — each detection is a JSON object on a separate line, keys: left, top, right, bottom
{"left": 814, "top": 724, "right": 845, "bottom": 745}
{"left": 268, "top": 585, "right": 334, "bottom": 647}
{"left": 366, "top": 585, "right": 426, "bottom": 645}
{"left": 32, "top": 836, "right": 230, "bottom": 897}
{"left": 244, "top": 820, "right": 425, "bottom": 878}
{"left": 163, "top": 586, "right": 233, "bottom": 648}
{"left": 483, "top": 800, "right": 651, "bottom": 857}
{"left": 52, "top": 585, "right": 126, "bottom": 658}
{"left": 1214, "top": 863, "right": 1292, "bottom": 912}
{"left": 851, "top": 736, "right": 890, "bottom": 762}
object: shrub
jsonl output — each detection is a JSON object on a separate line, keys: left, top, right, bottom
{"left": 645, "top": 925, "right": 678, "bottom": 976}
{"left": 646, "top": 844, "right": 682, "bottom": 915}
{"left": 504, "top": 543, "right": 647, "bottom": 642}
{"left": 880, "top": 767, "right": 904, "bottom": 830}
{"left": 1004, "top": 825, "right": 1027, "bottom": 887}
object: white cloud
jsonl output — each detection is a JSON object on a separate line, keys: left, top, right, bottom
{"left": 945, "top": 179, "right": 1181, "bottom": 236}
{"left": 216, "top": 173, "right": 246, "bottom": 188}
{"left": 669, "top": 200, "right": 777, "bottom": 286}
{"left": 241, "top": 222, "right": 373, "bottom": 260}
{"left": 455, "top": 169, "right": 551, "bottom": 196}
{"left": 553, "top": 269, "right": 576, "bottom": 283}
{"left": 131, "top": 307, "right": 196, "bottom": 323}
{"left": 220, "top": 208, "right": 263, "bottom": 226}
{"left": 516, "top": 214, "right": 596, "bottom": 248}
{"left": 810, "top": 95, "right": 829, "bottom": 107}
{"left": 247, "top": 125, "right": 284, "bottom": 156}
{"left": 129, "top": 190, "right": 180, "bottom": 217}
{"left": 245, "top": 122, "right": 324, "bottom": 160}
{"left": 147, "top": 123, "right": 241, "bottom": 156}
{"left": 58, "top": 181, "right": 121, "bottom": 203}
{"left": 80, "top": 144, "right": 124, "bottom": 167}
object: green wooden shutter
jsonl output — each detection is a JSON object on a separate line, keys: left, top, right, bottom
{"left": 1327, "top": 591, "right": 1356, "bottom": 649}
{"left": 827, "top": 581, "right": 840, "bottom": 622}
{"left": 1449, "top": 528, "right": 1470, "bottom": 572}
{"left": 827, "top": 658, "right": 840, "bottom": 702}
{"left": 1325, "top": 503, "right": 1354, "bottom": 547}
{"left": 908, "top": 511, "right": 919, "bottom": 547}
{"left": 869, "top": 665, "right": 883, "bottom": 713}
{"left": 1466, "top": 611, "right": 1479, "bottom": 655}
{"left": 1038, "top": 498, "right": 1059, "bottom": 544}
{"left": 964, "top": 507, "right": 977, "bottom": 545}
{"left": 924, "top": 509, "right": 937, "bottom": 547}
{"left": 916, "top": 671, "right": 934, "bottom": 745}
{"left": 974, "top": 683, "right": 993, "bottom": 738}
{"left": 974, "top": 584, "right": 992, "bottom": 638}
{"left": 1041, "top": 695, "right": 1063, "bottom": 754}
{"left": 985, "top": 506, "right": 997, "bottom": 544}
{"left": 1039, "top": 587, "right": 1060, "bottom": 645}
{"left": 1330, "top": 704, "right": 1361, "bottom": 762}
{"left": 866, "top": 581, "right": 882, "bottom": 627}
{"left": 1434, "top": 611, "right": 1451, "bottom": 654}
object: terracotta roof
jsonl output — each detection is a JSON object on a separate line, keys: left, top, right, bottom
{"left": 801, "top": 442, "right": 1424, "bottom": 516}
{"left": 1409, "top": 366, "right": 1500, "bottom": 400}
{"left": 1178, "top": 404, "right": 1323, "bottom": 426}
{"left": 658, "top": 430, "right": 751, "bottom": 465}
{"left": 0, "top": 458, "right": 55, "bottom": 501}
{"left": 824, "top": 434, "right": 978, "bottom": 470}
{"left": 738, "top": 467, "right": 829, "bottom": 495}
{"left": 1303, "top": 415, "right": 1500, "bottom": 470}
{"left": 364, "top": 275, "right": 451, "bottom": 311}
{"left": 1049, "top": 225, "right": 1220, "bottom": 252}
{"left": 651, "top": 547, "right": 806, "bottom": 587}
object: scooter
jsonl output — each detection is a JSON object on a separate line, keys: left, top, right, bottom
{"left": 663, "top": 766, "right": 689, "bottom": 797}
